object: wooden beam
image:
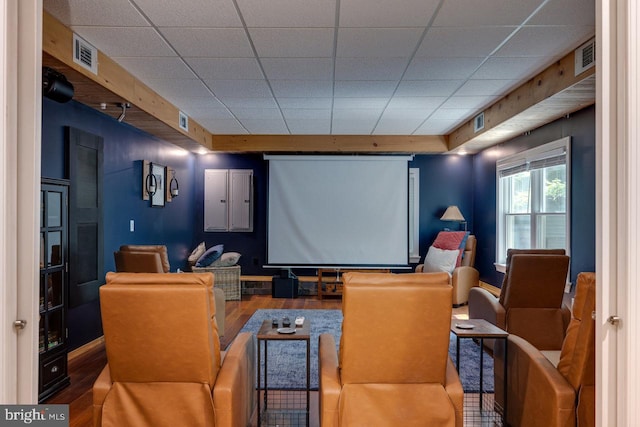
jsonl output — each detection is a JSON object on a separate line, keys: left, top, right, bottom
{"left": 448, "top": 44, "right": 596, "bottom": 152}
{"left": 210, "top": 134, "right": 448, "bottom": 153}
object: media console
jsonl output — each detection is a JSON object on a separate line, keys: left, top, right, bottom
{"left": 316, "top": 268, "right": 390, "bottom": 300}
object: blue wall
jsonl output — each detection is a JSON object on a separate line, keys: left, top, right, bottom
{"left": 472, "top": 105, "right": 596, "bottom": 287}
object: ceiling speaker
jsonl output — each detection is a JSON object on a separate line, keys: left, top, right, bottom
{"left": 42, "top": 67, "right": 74, "bottom": 103}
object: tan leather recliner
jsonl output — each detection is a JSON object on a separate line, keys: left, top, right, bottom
{"left": 416, "top": 235, "right": 479, "bottom": 306}
{"left": 319, "top": 272, "right": 463, "bottom": 427}
{"left": 493, "top": 272, "right": 595, "bottom": 427}
{"left": 468, "top": 249, "right": 571, "bottom": 351}
{"left": 93, "top": 272, "right": 255, "bottom": 427}
{"left": 114, "top": 245, "right": 226, "bottom": 335}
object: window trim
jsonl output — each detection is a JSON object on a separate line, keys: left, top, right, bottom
{"left": 495, "top": 137, "right": 571, "bottom": 270}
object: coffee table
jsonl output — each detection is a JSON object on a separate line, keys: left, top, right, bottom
{"left": 257, "top": 319, "right": 311, "bottom": 427}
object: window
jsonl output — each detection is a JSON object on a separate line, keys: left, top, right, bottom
{"left": 409, "top": 168, "right": 420, "bottom": 263}
{"left": 496, "top": 137, "right": 570, "bottom": 269}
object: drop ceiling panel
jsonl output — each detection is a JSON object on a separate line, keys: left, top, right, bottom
{"left": 441, "top": 96, "right": 500, "bottom": 110}
{"left": 45, "top": 0, "right": 148, "bottom": 26}
{"left": 431, "top": 108, "right": 476, "bottom": 120}
{"left": 206, "top": 79, "right": 272, "bottom": 98}
{"left": 332, "top": 118, "right": 377, "bottom": 134}
{"left": 286, "top": 119, "right": 332, "bottom": 134}
{"left": 230, "top": 108, "right": 283, "bottom": 120}
{"left": 134, "top": 0, "right": 242, "bottom": 27}
{"left": 237, "top": 0, "right": 336, "bottom": 27}
{"left": 380, "top": 108, "right": 436, "bottom": 120}
{"left": 270, "top": 80, "right": 334, "bottom": 98}
{"left": 334, "top": 81, "right": 398, "bottom": 98}
{"left": 374, "top": 117, "right": 426, "bottom": 134}
{"left": 240, "top": 118, "right": 289, "bottom": 134}
{"left": 249, "top": 28, "right": 335, "bottom": 57}
{"left": 335, "top": 58, "right": 409, "bottom": 81}
{"left": 471, "top": 56, "right": 551, "bottom": 79}
{"left": 189, "top": 108, "right": 236, "bottom": 121}
{"left": 386, "top": 96, "right": 447, "bottom": 109}
{"left": 528, "top": 0, "right": 595, "bottom": 26}
{"left": 395, "top": 80, "right": 463, "bottom": 97}
{"left": 332, "top": 98, "right": 389, "bottom": 109}
{"left": 415, "top": 119, "right": 459, "bottom": 134}
{"left": 113, "top": 57, "right": 198, "bottom": 79}
{"left": 339, "top": 0, "right": 440, "bottom": 27}
{"left": 261, "top": 58, "right": 334, "bottom": 81}
{"left": 218, "top": 97, "right": 278, "bottom": 109}
{"left": 456, "top": 79, "right": 519, "bottom": 96}
{"left": 404, "top": 57, "right": 484, "bottom": 80}
{"left": 277, "top": 98, "right": 333, "bottom": 109}
{"left": 71, "top": 27, "right": 175, "bottom": 57}
{"left": 332, "top": 108, "right": 385, "bottom": 120}
{"left": 200, "top": 118, "right": 248, "bottom": 134}
{"left": 433, "top": 0, "right": 543, "bottom": 27}
{"left": 160, "top": 28, "right": 255, "bottom": 57}
{"left": 416, "top": 26, "right": 516, "bottom": 58}
{"left": 337, "top": 28, "right": 425, "bottom": 58}
{"left": 144, "top": 79, "right": 212, "bottom": 101}
{"left": 281, "top": 109, "right": 332, "bottom": 120}
{"left": 495, "top": 26, "right": 595, "bottom": 57}
{"left": 186, "top": 58, "right": 264, "bottom": 80}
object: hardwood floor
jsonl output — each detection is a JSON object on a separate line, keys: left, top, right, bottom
{"left": 46, "top": 294, "right": 469, "bottom": 427}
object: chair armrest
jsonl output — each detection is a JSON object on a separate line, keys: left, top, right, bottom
{"left": 319, "top": 333, "right": 341, "bottom": 427}
{"left": 504, "top": 335, "right": 576, "bottom": 427}
{"left": 92, "top": 364, "right": 112, "bottom": 427}
{"left": 415, "top": 264, "right": 424, "bottom": 273}
{"left": 445, "top": 358, "right": 464, "bottom": 427}
{"left": 468, "top": 287, "right": 506, "bottom": 330}
{"left": 213, "top": 332, "right": 256, "bottom": 427}
{"left": 213, "top": 287, "right": 226, "bottom": 336}
{"left": 451, "top": 266, "right": 479, "bottom": 306}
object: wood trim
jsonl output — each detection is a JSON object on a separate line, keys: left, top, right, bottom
{"left": 68, "top": 336, "right": 105, "bottom": 362}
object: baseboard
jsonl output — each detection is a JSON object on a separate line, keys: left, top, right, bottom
{"left": 68, "top": 336, "right": 104, "bottom": 361}
{"left": 479, "top": 281, "right": 501, "bottom": 297}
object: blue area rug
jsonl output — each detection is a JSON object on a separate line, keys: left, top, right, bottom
{"left": 240, "top": 309, "right": 493, "bottom": 392}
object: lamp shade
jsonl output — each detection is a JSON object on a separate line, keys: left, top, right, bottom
{"left": 440, "top": 206, "right": 465, "bottom": 222}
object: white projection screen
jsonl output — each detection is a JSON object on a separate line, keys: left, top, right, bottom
{"left": 266, "top": 155, "right": 411, "bottom": 268}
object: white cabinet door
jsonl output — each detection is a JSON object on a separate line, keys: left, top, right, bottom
{"left": 229, "top": 170, "right": 253, "bottom": 231}
{"left": 204, "top": 169, "right": 229, "bottom": 231}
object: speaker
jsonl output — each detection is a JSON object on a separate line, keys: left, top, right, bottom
{"left": 42, "top": 67, "right": 74, "bottom": 103}
{"left": 272, "top": 277, "right": 299, "bottom": 299}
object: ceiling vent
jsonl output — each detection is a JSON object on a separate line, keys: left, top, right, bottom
{"left": 73, "top": 33, "right": 98, "bottom": 75}
{"left": 574, "top": 38, "right": 595, "bottom": 76}
{"left": 474, "top": 112, "right": 485, "bottom": 133}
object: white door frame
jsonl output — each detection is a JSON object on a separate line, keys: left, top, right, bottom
{"left": 0, "top": 0, "right": 42, "bottom": 403}
{"left": 597, "top": 0, "right": 640, "bottom": 425}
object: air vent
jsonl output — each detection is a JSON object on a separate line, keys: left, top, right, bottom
{"left": 179, "top": 111, "right": 189, "bottom": 132}
{"left": 73, "top": 34, "right": 98, "bottom": 75}
{"left": 474, "top": 112, "right": 485, "bottom": 133}
{"left": 575, "top": 38, "right": 595, "bottom": 76}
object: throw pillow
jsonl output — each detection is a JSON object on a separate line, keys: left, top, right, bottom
{"left": 195, "top": 244, "right": 224, "bottom": 267}
{"left": 433, "top": 231, "right": 468, "bottom": 266}
{"left": 423, "top": 246, "right": 459, "bottom": 274}
{"left": 188, "top": 241, "right": 206, "bottom": 263}
{"left": 211, "top": 252, "right": 242, "bottom": 267}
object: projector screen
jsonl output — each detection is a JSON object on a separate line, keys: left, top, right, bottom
{"left": 266, "top": 155, "right": 410, "bottom": 268}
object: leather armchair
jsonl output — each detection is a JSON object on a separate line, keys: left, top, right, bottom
{"left": 468, "top": 249, "right": 571, "bottom": 351}
{"left": 114, "top": 245, "right": 226, "bottom": 335}
{"left": 416, "top": 235, "right": 479, "bottom": 306}
{"left": 319, "top": 272, "right": 463, "bottom": 427}
{"left": 494, "top": 272, "right": 595, "bottom": 427}
{"left": 93, "top": 272, "right": 255, "bottom": 427}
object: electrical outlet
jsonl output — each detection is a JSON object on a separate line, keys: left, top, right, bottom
{"left": 130, "top": 219, "right": 135, "bottom": 232}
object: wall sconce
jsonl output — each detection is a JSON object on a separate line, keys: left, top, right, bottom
{"left": 440, "top": 205, "right": 467, "bottom": 231}
{"left": 169, "top": 169, "right": 179, "bottom": 198}
{"left": 145, "top": 162, "right": 157, "bottom": 197}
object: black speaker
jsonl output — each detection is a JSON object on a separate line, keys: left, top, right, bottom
{"left": 272, "top": 277, "right": 299, "bottom": 299}
{"left": 42, "top": 67, "right": 74, "bottom": 103}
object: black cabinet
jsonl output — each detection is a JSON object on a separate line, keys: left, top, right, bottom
{"left": 39, "top": 180, "right": 70, "bottom": 402}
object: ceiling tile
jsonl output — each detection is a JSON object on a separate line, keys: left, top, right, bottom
{"left": 379, "top": 108, "right": 435, "bottom": 119}
{"left": 331, "top": 118, "right": 377, "bottom": 134}
{"left": 160, "top": 28, "right": 254, "bottom": 57}
{"left": 433, "top": 0, "right": 543, "bottom": 27}
{"left": 186, "top": 58, "right": 264, "bottom": 80}
{"left": 386, "top": 96, "right": 446, "bottom": 109}
{"left": 430, "top": 108, "right": 476, "bottom": 121}
{"left": 332, "top": 108, "right": 384, "bottom": 120}
{"left": 45, "top": 0, "right": 148, "bottom": 26}
{"left": 495, "top": 26, "right": 595, "bottom": 57}
{"left": 404, "top": 57, "right": 484, "bottom": 80}
{"left": 455, "top": 79, "right": 519, "bottom": 96}
{"left": 72, "top": 27, "right": 175, "bottom": 57}
{"left": 237, "top": 0, "right": 336, "bottom": 27}
{"left": 395, "top": 80, "right": 463, "bottom": 97}
{"left": 200, "top": 118, "right": 248, "bottom": 134}
{"left": 334, "top": 81, "right": 398, "bottom": 98}
{"left": 171, "top": 97, "right": 227, "bottom": 116}
{"left": 471, "top": 56, "right": 547, "bottom": 80}
{"left": 332, "top": 98, "right": 389, "bottom": 109}
{"left": 528, "top": 0, "right": 595, "bottom": 26}
{"left": 217, "top": 97, "right": 278, "bottom": 108}
{"left": 261, "top": 58, "right": 334, "bottom": 81}
{"left": 270, "top": 80, "right": 334, "bottom": 98}
{"left": 276, "top": 98, "right": 333, "bottom": 109}
{"left": 416, "top": 26, "right": 516, "bottom": 58}
{"left": 337, "top": 28, "right": 424, "bottom": 58}
{"left": 335, "top": 58, "right": 409, "bottom": 81}
{"left": 113, "top": 57, "right": 197, "bottom": 79}
{"left": 440, "top": 96, "right": 500, "bottom": 110}
{"left": 373, "top": 117, "right": 425, "bottom": 134}
{"left": 134, "top": 0, "right": 242, "bottom": 27}
{"left": 206, "top": 79, "right": 272, "bottom": 98}
{"left": 281, "top": 109, "right": 332, "bottom": 120}
{"left": 339, "top": 0, "right": 440, "bottom": 27}
{"left": 249, "top": 28, "right": 334, "bottom": 58}
{"left": 240, "top": 118, "right": 289, "bottom": 134}
{"left": 286, "top": 119, "right": 332, "bottom": 134}
{"left": 414, "top": 119, "right": 459, "bottom": 134}
{"left": 144, "top": 79, "right": 212, "bottom": 101}
{"left": 229, "top": 108, "right": 283, "bottom": 120}
{"left": 189, "top": 108, "right": 236, "bottom": 121}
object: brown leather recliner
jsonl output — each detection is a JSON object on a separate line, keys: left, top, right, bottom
{"left": 319, "top": 272, "right": 463, "bottom": 427}
{"left": 93, "top": 272, "right": 255, "bottom": 427}
{"left": 494, "top": 272, "right": 595, "bottom": 427}
{"left": 468, "top": 249, "right": 571, "bottom": 351}
{"left": 416, "top": 235, "right": 479, "bottom": 306}
{"left": 114, "top": 245, "right": 226, "bottom": 335}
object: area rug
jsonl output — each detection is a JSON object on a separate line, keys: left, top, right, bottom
{"left": 239, "top": 309, "right": 494, "bottom": 392}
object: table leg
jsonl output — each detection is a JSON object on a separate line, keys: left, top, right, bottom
{"left": 479, "top": 338, "right": 484, "bottom": 410}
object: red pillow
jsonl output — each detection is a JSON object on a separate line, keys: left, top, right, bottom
{"left": 432, "top": 231, "right": 467, "bottom": 266}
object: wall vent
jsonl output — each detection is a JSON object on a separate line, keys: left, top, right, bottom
{"left": 179, "top": 111, "right": 189, "bottom": 132}
{"left": 474, "top": 112, "right": 485, "bottom": 133}
{"left": 575, "top": 37, "right": 595, "bottom": 76}
{"left": 73, "top": 34, "right": 98, "bottom": 75}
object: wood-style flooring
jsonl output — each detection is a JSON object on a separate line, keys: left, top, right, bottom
{"left": 46, "top": 294, "right": 469, "bottom": 427}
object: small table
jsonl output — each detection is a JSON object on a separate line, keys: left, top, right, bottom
{"left": 257, "top": 319, "right": 311, "bottom": 427}
{"left": 450, "top": 319, "right": 508, "bottom": 423}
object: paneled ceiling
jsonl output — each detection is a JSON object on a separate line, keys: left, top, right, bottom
{"left": 44, "top": 0, "right": 595, "bottom": 137}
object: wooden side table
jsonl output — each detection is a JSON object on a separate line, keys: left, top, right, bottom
{"left": 257, "top": 319, "right": 311, "bottom": 426}
{"left": 317, "top": 268, "right": 390, "bottom": 299}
